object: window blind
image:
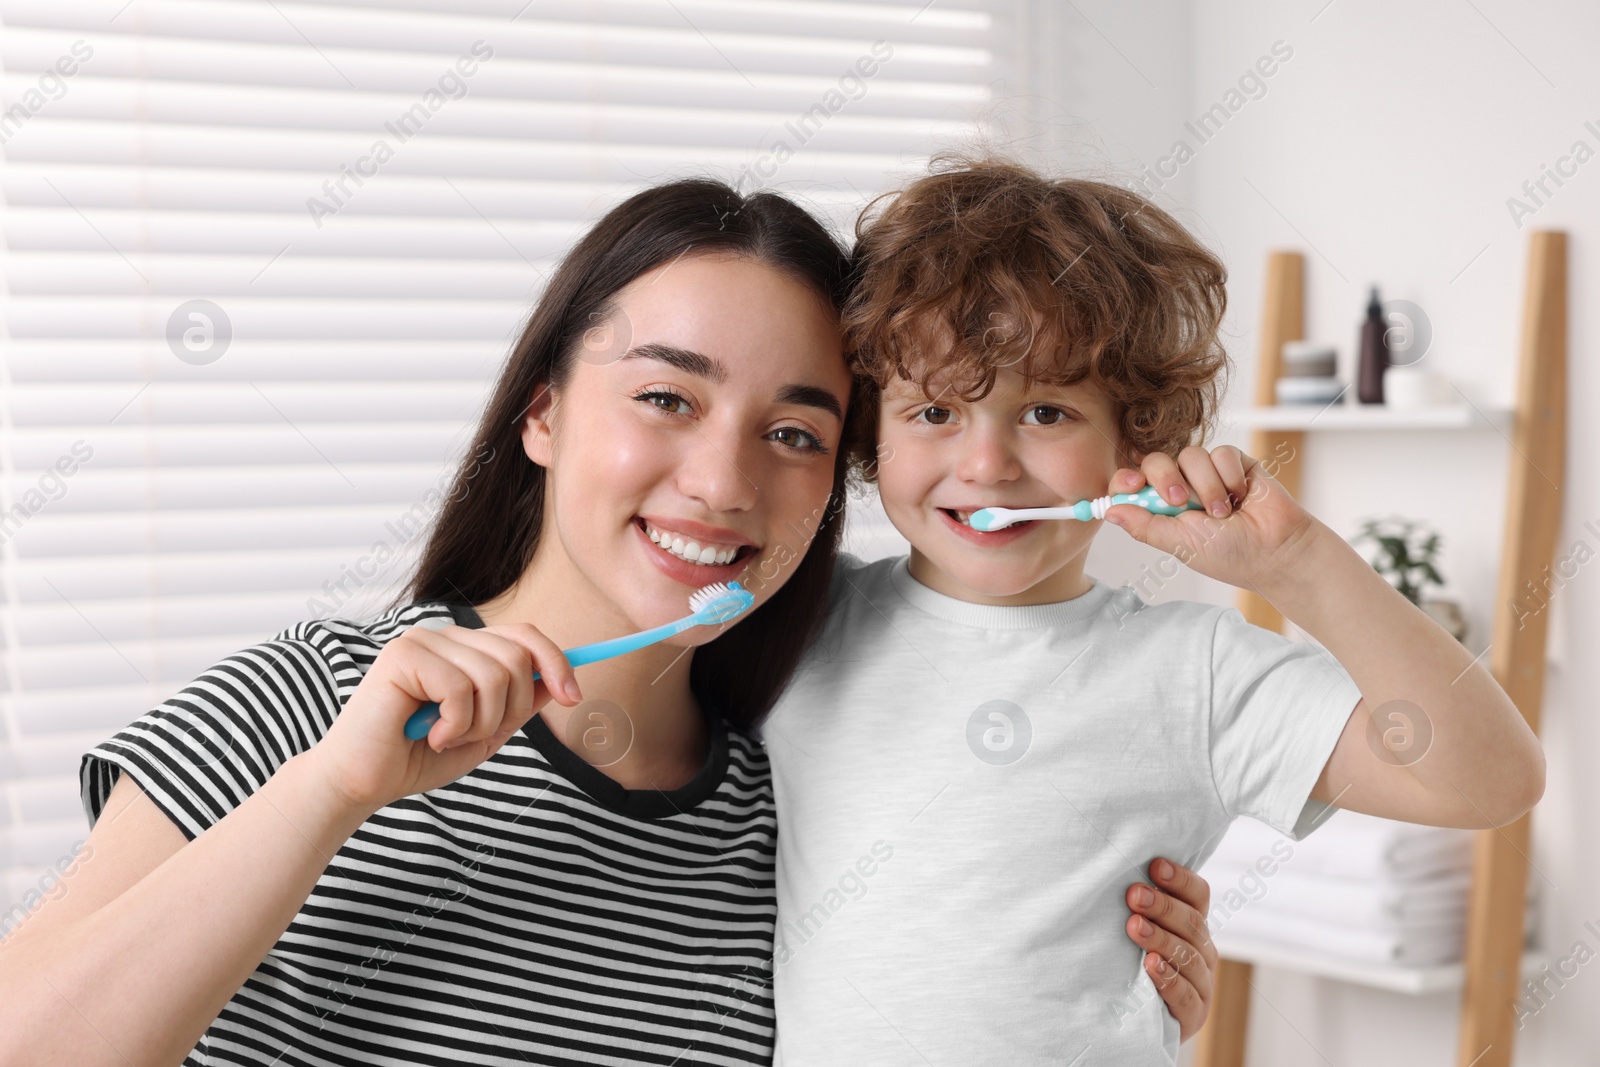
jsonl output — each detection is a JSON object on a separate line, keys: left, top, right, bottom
{"left": 0, "top": 0, "right": 992, "bottom": 918}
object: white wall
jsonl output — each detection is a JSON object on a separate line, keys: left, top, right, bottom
{"left": 1189, "top": 3, "right": 1597, "bottom": 1063}
{"left": 982, "top": 0, "right": 1598, "bottom": 1063}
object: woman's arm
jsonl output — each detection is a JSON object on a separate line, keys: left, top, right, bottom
{"left": 1125, "top": 857, "right": 1217, "bottom": 1043}
{"left": 0, "top": 756, "right": 373, "bottom": 1067}
{"left": 0, "top": 621, "right": 580, "bottom": 1067}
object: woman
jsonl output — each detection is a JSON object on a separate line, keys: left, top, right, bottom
{"left": 0, "top": 179, "right": 1218, "bottom": 1065}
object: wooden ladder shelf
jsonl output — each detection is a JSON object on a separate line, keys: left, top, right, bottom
{"left": 1193, "top": 229, "right": 1567, "bottom": 1067}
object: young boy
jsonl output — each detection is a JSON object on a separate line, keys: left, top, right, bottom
{"left": 758, "top": 159, "right": 1544, "bottom": 1064}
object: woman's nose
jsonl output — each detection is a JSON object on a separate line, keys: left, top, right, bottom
{"left": 676, "top": 425, "right": 761, "bottom": 513}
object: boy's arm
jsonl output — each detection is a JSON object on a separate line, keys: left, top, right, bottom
{"left": 1261, "top": 518, "right": 1545, "bottom": 828}
{"left": 1106, "top": 448, "right": 1545, "bottom": 832}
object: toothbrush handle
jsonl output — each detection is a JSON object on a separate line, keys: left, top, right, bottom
{"left": 1111, "top": 484, "right": 1207, "bottom": 517}
{"left": 402, "top": 616, "right": 695, "bottom": 741}
{"left": 556, "top": 618, "right": 696, "bottom": 670}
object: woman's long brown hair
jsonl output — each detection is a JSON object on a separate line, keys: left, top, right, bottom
{"left": 392, "top": 178, "right": 871, "bottom": 731}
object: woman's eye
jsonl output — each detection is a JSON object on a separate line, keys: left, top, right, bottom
{"left": 770, "top": 426, "right": 828, "bottom": 454}
{"left": 917, "top": 406, "right": 953, "bottom": 425}
{"left": 1023, "top": 405, "right": 1072, "bottom": 425}
{"left": 635, "top": 389, "right": 692, "bottom": 416}
{"left": 634, "top": 390, "right": 826, "bottom": 454}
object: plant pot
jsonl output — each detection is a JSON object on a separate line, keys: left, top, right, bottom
{"left": 1421, "top": 597, "right": 1468, "bottom": 644}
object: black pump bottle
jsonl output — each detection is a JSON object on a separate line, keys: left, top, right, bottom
{"left": 1357, "top": 286, "right": 1389, "bottom": 404}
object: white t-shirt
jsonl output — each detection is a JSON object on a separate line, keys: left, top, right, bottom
{"left": 759, "top": 553, "right": 1362, "bottom": 1065}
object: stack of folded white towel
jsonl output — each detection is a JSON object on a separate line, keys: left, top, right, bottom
{"left": 1199, "top": 810, "right": 1535, "bottom": 967}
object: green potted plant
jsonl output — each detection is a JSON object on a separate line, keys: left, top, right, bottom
{"left": 1350, "top": 517, "right": 1468, "bottom": 642}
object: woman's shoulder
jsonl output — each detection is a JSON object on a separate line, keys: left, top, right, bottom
{"left": 79, "top": 599, "right": 461, "bottom": 839}
{"left": 298, "top": 598, "right": 464, "bottom": 677}
{"left": 721, "top": 716, "right": 771, "bottom": 768}
{"left": 298, "top": 597, "right": 465, "bottom": 644}
{"left": 194, "top": 599, "right": 461, "bottom": 711}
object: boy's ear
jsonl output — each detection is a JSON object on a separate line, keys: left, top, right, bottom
{"left": 521, "top": 380, "right": 558, "bottom": 468}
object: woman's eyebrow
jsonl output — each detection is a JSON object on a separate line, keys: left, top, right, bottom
{"left": 618, "top": 342, "right": 843, "bottom": 421}
{"left": 621, "top": 342, "right": 726, "bottom": 383}
{"left": 776, "top": 384, "right": 843, "bottom": 422}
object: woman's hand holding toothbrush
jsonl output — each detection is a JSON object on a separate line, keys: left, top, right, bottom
{"left": 1102, "top": 444, "right": 1324, "bottom": 593}
{"left": 304, "top": 623, "right": 585, "bottom": 817}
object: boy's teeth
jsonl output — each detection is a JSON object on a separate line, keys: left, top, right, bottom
{"left": 645, "top": 523, "right": 739, "bottom": 566}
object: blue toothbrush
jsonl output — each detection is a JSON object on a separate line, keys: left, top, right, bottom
{"left": 403, "top": 580, "right": 756, "bottom": 741}
{"left": 967, "top": 485, "right": 1206, "bottom": 532}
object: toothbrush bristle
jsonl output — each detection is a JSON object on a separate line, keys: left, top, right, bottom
{"left": 689, "top": 580, "right": 755, "bottom": 624}
{"left": 688, "top": 582, "right": 732, "bottom": 610}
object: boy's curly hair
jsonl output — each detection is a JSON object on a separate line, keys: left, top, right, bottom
{"left": 841, "top": 156, "right": 1231, "bottom": 481}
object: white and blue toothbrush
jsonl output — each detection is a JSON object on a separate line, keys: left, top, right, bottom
{"left": 402, "top": 580, "right": 756, "bottom": 741}
{"left": 968, "top": 484, "right": 1207, "bottom": 532}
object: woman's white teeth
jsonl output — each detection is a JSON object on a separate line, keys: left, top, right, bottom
{"left": 646, "top": 524, "right": 739, "bottom": 566}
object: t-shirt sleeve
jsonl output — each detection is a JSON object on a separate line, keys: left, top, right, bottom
{"left": 1207, "top": 605, "right": 1363, "bottom": 841}
{"left": 754, "top": 552, "right": 876, "bottom": 746}
{"left": 828, "top": 551, "right": 870, "bottom": 606}
{"left": 79, "top": 628, "right": 348, "bottom": 842}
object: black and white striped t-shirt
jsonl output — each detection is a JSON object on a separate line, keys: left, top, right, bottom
{"left": 80, "top": 600, "right": 777, "bottom": 1067}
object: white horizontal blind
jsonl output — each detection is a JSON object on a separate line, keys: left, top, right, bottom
{"left": 0, "top": 0, "right": 993, "bottom": 919}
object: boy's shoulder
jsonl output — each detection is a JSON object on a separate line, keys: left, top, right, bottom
{"left": 828, "top": 551, "right": 1229, "bottom": 639}
{"left": 828, "top": 550, "right": 897, "bottom": 602}
{"left": 808, "top": 551, "right": 906, "bottom": 656}
{"left": 1100, "top": 587, "right": 1251, "bottom": 659}
{"left": 1101, "top": 583, "right": 1229, "bottom": 627}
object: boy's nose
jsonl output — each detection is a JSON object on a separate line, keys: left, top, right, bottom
{"left": 955, "top": 425, "right": 1023, "bottom": 484}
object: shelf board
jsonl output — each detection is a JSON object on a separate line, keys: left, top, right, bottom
{"left": 1215, "top": 932, "right": 1545, "bottom": 995}
{"left": 1223, "top": 404, "right": 1514, "bottom": 432}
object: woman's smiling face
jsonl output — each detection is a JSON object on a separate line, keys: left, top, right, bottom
{"left": 522, "top": 252, "right": 851, "bottom": 641}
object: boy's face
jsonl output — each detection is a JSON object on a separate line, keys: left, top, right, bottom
{"left": 875, "top": 364, "right": 1124, "bottom": 605}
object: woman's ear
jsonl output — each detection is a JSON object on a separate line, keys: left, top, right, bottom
{"left": 521, "top": 380, "right": 558, "bottom": 468}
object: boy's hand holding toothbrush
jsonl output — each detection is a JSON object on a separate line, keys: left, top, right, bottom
{"left": 1105, "top": 442, "right": 1545, "bottom": 828}
{"left": 1101, "top": 444, "right": 1324, "bottom": 595}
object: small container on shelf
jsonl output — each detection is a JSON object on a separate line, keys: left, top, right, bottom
{"left": 1282, "top": 339, "right": 1338, "bottom": 378}
{"left": 1275, "top": 378, "right": 1345, "bottom": 404}
{"left": 1275, "top": 340, "right": 1343, "bottom": 404}
{"left": 1383, "top": 366, "right": 1451, "bottom": 410}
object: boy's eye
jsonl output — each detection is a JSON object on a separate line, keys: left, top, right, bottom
{"left": 917, "top": 406, "right": 953, "bottom": 425}
{"left": 1023, "top": 405, "right": 1073, "bottom": 425}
